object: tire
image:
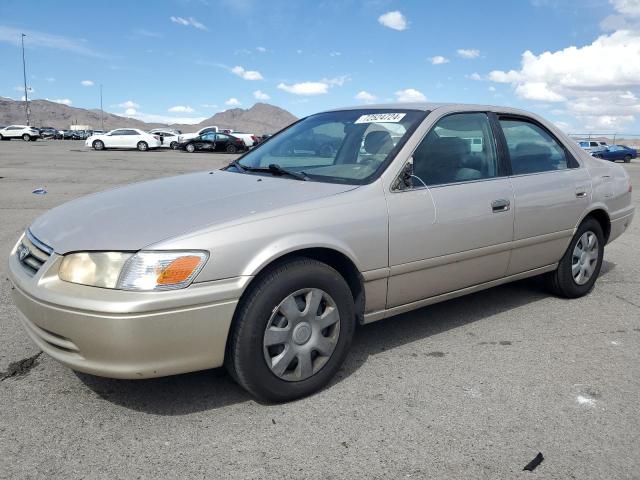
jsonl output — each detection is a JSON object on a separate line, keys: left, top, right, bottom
{"left": 185, "top": 143, "right": 195, "bottom": 153}
{"left": 170, "top": 141, "right": 178, "bottom": 149}
{"left": 22, "top": 134, "right": 31, "bottom": 141}
{"left": 545, "top": 217, "right": 604, "bottom": 298}
{"left": 92, "top": 140, "right": 105, "bottom": 151}
{"left": 624, "top": 154, "right": 632, "bottom": 163}
{"left": 137, "top": 141, "right": 148, "bottom": 152}
{"left": 226, "top": 258, "right": 356, "bottom": 402}
{"left": 226, "top": 144, "right": 238, "bottom": 154}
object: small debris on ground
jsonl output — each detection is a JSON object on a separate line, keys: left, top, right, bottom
{"left": 32, "top": 188, "right": 47, "bottom": 195}
{"left": 523, "top": 452, "right": 544, "bottom": 471}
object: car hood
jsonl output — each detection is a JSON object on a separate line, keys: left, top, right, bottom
{"left": 30, "top": 170, "right": 356, "bottom": 254}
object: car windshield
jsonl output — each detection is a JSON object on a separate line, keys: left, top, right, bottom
{"left": 234, "top": 109, "right": 426, "bottom": 184}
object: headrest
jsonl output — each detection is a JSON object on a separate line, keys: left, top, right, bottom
{"left": 364, "top": 130, "right": 393, "bottom": 155}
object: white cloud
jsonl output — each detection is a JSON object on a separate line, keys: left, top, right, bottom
{"left": 611, "top": 0, "right": 640, "bottom": 16}
{"left": 121, "top": 110, "right": 207, "bottom": 125}
{"left": 125, "top": 107, "right": 137, "bottom": 115}
{"left": 0, "top": 26, "right": 106, "bottom": 57}
{"left": 46, "top": 77, "right": 55, "bottom": 82}
{"left": 329, "top": 51, "right": 341, "bottom": 57}
{"left": 322, "top": 75, "right": 350, "bottom": 87}
{"left": 469, "top": 72, "right": 483, "bottom": 81}
{"left": 225, "top": 97, "right": 241, "bottom": 106}
{"left": 14, "top": 85, "right": 34, "bottom": 93}
{"left": 256, "top": 46, "right": 267, "bottom": 52}
{"left": 488, "top": 86, "right": 496, "bottom": 92}
{"left": 395, "top": 88, "right": 427, "bottom": 102}
{"left": 81, "top": 80, "right": 94, "bottom": 86}
{"left": 355, "top": 91, "right": 377, "bottom": 102}
{"left": 457, "top": 48, "right": 480, "bottom": 59}
{"left": 429, "top": 55, "right": 449, "bottom": 65}
{"left": 253, "top": 90, "right": 270, "bottom": 100}
{"left": 168, "top": 105, "right": 194, "bottom": 113}
{"left": 231, "top": 65, "right": 263, "bottom": 80}
{"left": 170, "top": 16, "right": 207, "bottom": 30}
{"left": 515, "top": 82, "right": 566, "bottom": 102}
{"left": 49, "top": 98, "right": 72, "bottom": 105}
{"left": 278, "top": 81, "right": 329, "bottom": 95}
{"left": 487, "top": 27, "right": 640, "bottom": 130}
{"left": 201, "top": 103, "right": 218, "bottom": 108}
{"left": 134, "top": 29, "right": 162, "bottom": 38}
{"left": 118, "top": 100, "right": 140, "bottom": 109}
{"left": 378, "top": 11, "right": 408, "bottom": 31}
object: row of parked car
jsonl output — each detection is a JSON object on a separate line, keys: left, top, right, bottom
{"left": 0, "top": 124, "right": 271, "bottom": 153}
{"left": 576, "top": 139, "right": 637, "bottom": 163}
{"left": 85, "top": 127, "right": 270, "bottom": 153}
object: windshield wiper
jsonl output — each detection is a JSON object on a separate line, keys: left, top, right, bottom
{"left": 267, "top": 163, "right": 309, "bottom": 181}
{"left": 230, "top": 159, "right": 246, "bottom": 172}
{"left": 234, "top": 163, "right": 309, "bottom": 181}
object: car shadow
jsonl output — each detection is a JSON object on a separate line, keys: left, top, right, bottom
{"left": 77, "top": 261, "right": 616, "bottom": 415}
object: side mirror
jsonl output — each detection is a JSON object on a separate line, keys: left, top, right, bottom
{"left": 401, "top": 160, "right": 414, "bottom": 189}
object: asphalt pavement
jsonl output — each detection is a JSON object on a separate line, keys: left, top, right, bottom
{"left": 0, "top": 140, "right": 638, "bottom": 479}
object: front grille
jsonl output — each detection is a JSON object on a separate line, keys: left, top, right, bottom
{"left": 16, "top": 230, "right": 53, "bottom": 276}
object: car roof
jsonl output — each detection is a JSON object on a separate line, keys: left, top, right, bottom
{"left": 321, "top": 102, "right": 544, "bottom": 117}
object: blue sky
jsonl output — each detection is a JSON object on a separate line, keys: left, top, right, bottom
{"left": 1, "top": 0, "right": 639, "bottom": 132}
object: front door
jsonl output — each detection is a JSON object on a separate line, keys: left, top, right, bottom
{"left": 386, "top": 112, "right": 514, "bottom": 308}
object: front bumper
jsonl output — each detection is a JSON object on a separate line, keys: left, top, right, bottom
{"left": 8, "top": 245, "right": 250, "bottom": 379}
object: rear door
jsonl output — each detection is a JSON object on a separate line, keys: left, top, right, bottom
{"left": 385, "top": 112, "right": 514, "bottom": 307}
{"left": 498, "top": 116, "right": 590, "bottom": 275}
{"left": 105, "top": 129, "right": 126, "bottom": 147}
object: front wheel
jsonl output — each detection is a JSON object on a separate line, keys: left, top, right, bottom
{"left": 92, "top": 140, "right": 105, "bottom": 150}
{"left": 185, "top": 143, "right": 196, "bottom": 153}
{"left": 169, "top": 141, "right": 178, "bottom": 149}
{"left": 624, "top": 154, "right": 632, "bottom": 163}
{"left": 226, "top": 258, "right": 356, "bottom": 402}
{"left": 22, "top": 134, "right": 31, "bottom": 141}
{"left": 226, "top": 144, "right": 238, "bottom": 153}
{"left": 545, "top": 218, "right": 604, "bottom": 298}
{"left": 137, "top": 141, "right": 148, "bottom": 151}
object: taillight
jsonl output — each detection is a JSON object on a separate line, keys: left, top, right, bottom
{"left": 251, "top": 135, "right": 257, "bottom": 142}
{"left": 235, "top": 138, "right": 243, "bottom": 145}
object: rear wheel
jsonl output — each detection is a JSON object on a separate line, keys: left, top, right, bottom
{"left": 624, "top": 154, "right": 632, "bottom": 163}
{"left": 169, "top": 141, "right": 178, "bottom": 149}
{"left": 137, "top": 141, "right": 149, "bottom": 152}
{"left": 226, "top": 144, "right": 238, "bottom": 153}
{"left": 186, "top": 143, "right": 195, "bottom": 153}
{"left": 92, "top": 140, "right": 105, "bottom": 151}
{"left": 226, "top": 258, "right": 356, "bottom": 402}
{"left": 545, "top": 218, "right": 604, "bottom": 298}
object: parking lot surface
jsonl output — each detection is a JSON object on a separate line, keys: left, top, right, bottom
{"left": 1, "top": 140, "right": 638, "bottom": 479}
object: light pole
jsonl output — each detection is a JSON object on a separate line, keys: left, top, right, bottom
{"left": 100, "top": 84, "right": 104, "bottom": 131}
{"left": 21, "top": 33, "right": 30, "bottom": 126}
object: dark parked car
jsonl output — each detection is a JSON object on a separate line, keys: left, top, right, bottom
{"left": 39, "top": 127, "right": 60, "bottom": 139}
{"left": 178, "top": 132, "right": 248, "bottom": 153}
{"left": 592, "top": 144, "right": 637, "bottom": 163}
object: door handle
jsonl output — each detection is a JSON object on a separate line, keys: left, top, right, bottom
{"left": 491, "top": 199, "right": 510, "bottom": 212}
{"left": 575, "top": 190, "right": 587, "bottom": 198}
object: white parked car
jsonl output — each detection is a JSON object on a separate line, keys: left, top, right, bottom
{"left": 86, "top": 128, "right": 161, "bottom": 151}
{"left": 231, "top": 132, "right": 259, "bottom": 147}
{"left": 178, "top": 126, "right": 219, "bottom": 143}
{"left": 148, "top": 129, "right": 181, "bottom": 149}
{"left": 0, "top": 125, "right": 41, "bottom": 141}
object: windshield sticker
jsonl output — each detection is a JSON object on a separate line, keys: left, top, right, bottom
{"left": 354, "top": 113, "right": 406, "bottom": 124}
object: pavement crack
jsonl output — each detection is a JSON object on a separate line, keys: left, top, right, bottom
{"left": 614, "top": 294, "right": 640, "bottom": 309}
{"left": 0, "top": 352, "right": 42, "bottom": 382}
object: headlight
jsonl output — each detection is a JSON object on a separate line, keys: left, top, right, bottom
{"left": 58, "top": 251, "right": 208, "bottom": 291}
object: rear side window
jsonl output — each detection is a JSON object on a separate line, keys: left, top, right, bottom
{"left": 499, "top": 119, "right": 568, "bottom": 175}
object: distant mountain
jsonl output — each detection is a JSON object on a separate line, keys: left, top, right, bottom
{"left": 0, "top": 98, "right": 298, "bottom": 135}
{"left": 176, "top": 103, "right": 298, "bottom": 135}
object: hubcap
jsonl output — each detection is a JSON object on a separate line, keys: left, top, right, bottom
{"left": 572, "top": 230, "right": 599, "bottom": 285}
{"left": 263, "top": 288, "right": 340, "bottom": 382}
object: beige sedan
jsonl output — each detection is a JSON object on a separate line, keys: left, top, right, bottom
{"left": 9, "top": 103, "right": 635, "bottom": 401}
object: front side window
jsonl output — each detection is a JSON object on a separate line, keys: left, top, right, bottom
{"left": 110, "top": 130, "right": 125, "bottom": 135}
{"left": 500, "top": 119, "right": 568, "bottom": 174}
{"left": 201, "top": 133, "right": 215, "bottom": 141}
{"left": 236, "top": 109, "right": 426, "bottom": 184}
{"left": 410, "top": 112, "right": 498, "bottom": 187}
{"left": 201, "top": 128, "right": 216, "bottom": 135}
